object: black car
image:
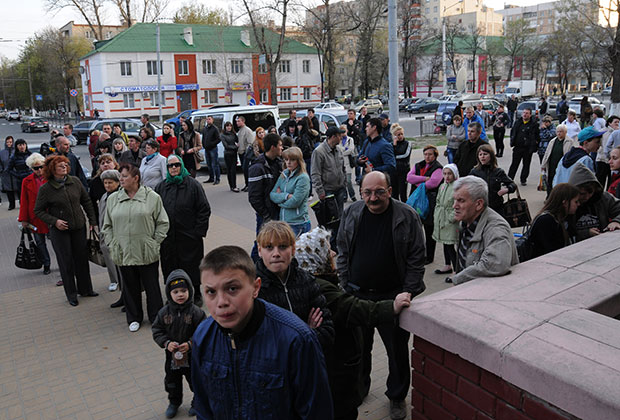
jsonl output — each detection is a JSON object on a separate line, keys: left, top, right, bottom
{"left": 407, "top": 97, "right": 440, "bottom": 114}
{"left": 21, "top": 117, "right": 50, "bottom": 133}
{"left": 399, "top": 98, "right": 417, "bottom": 111}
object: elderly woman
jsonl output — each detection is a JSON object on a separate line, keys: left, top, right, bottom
{"left": 0, "top": 136, "right": 17, "bottom": 209}
{"left": 34, "top": 155, "right": 98, "bottom": 306}
{"left": 102, "top": 163, "right": 169, "bottom": 332}
{"left": 89, "top": 153, "right": 119, "bottom": 220}
{"left": 177, "top": 119, "right": 201, "bottom": 178}
{"left": 269, "top": 146, "right": 311, "bottom": 236}
{"left": 541, "top": 124, "right": 575, "bottom": 193}
{"left": 140, "top": 139, "right": 167, "bottom": 188}
{"left": 18, "top": 153, "right": 51, "bottom": 276}
{"left": 407, "top": 144, "right": 444, "bottom": 264}
{"left": 98, "top": 169, "right": 124, "bottom": 300}
{"left": 155, "top": 154, "right": 210, "bottom": 304}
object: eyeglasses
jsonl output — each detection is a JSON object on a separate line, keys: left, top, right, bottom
{"left": 167, "top": 162, "right": 182, "bottom": 168}
{"left": 32, "top": 166, "right": 43, "bottom": 171}
{"left": 360, "top": 188, "right": 388, "bottom": 198}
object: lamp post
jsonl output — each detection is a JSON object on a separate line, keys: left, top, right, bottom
{"left": 442, "top": 0, "right": 463, "bottom": 95}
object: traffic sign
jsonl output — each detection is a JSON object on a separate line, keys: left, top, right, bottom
{"left": 70, "top": 89, "right": 78, "bottom": 97}
{"left": 35, "top": 94, "right": 43, "bottom": 101}
{"left": 447, "top": 77, "right": 456, "bottom": 83}
{"left": 248, "top": 98, "right": 256, "bottom": 106}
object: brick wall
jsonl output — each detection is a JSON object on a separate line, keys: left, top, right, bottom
{"left": 411, "top": 336, "right": 579, "bottom": 420}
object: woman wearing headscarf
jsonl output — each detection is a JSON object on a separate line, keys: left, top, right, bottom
{"left": 102, "top": 163, "right": 168, "bottom": 332}
{"left": 157, "top": 123, "right": 178, "bottom": 158}
{"left": 0, "top": 136, "right": 17, "bottom": 209}
{"left": 140, "top": 139, "right": 167, "bottom": 188}
{"left": 34, "top": 155, "right": 98, "bottom": 306}
{"left": 155, "top": 155, "right": 211, "bottom": 305}
{"left": 432, "top": 164, "right": 460, "bottom": 278}
{"left": 18, "top": 153, "right": 51, "bottom": 276}
{"left": 9, "top": 139, "right": 33, "bottom": 201}
{"left": 177, "top": 119, "right": 201, "bottom": 178}
{"left": 98, "top": 169, "right": 124, "bottom": 301}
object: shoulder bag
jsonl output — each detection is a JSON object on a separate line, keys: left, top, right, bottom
{"left": 502, "top": 186, "right": 531, "bottom": 228}
{"left": 87, "top": 230, "right": 107, "bottom": 267}
{"left": 15, "top": 229, "right": 42, "bottom": 270}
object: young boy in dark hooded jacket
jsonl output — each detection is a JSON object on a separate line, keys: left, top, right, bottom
{"left": 152, "top": 269, "right": 206, "bottom": 418}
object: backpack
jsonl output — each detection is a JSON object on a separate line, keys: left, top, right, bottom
{"left": 558, "top": 101, "right": 569, "bottom": 115}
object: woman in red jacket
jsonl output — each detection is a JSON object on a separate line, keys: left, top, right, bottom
{"left": 18, "top": 153, "right": 52, "bottom": 277}
{"left": 157, "top": 123, "right": 178, "bottom": 158}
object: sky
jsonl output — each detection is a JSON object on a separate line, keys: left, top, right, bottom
{"left": 1, "top": 0, "right": 552, "bottom": 61}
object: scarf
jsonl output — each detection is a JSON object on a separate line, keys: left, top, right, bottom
{"left": 165, "top": 154, "right": 190, "bottom": 184}
{"left": 145, "top": 152, "right": 159, "bottom": 163}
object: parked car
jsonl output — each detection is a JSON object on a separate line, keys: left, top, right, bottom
{"left": 7, "top": 111, "right": 20, "bottom": 121}
{"left": 21, "top": 117, "right": 50, "bottom": 133}
{"left": 0, "top": 110, "right": 7, "bottom": 119}
{"left": 399, "top": 98, "right": 418, "bottom": 111}
{"left": 434, "top": 99, "right": 500, "bottom": 129}
{"left": 568, "top": 96, "right": 606, "bottom": 116}
{"left": 351, "top": 98, "right": 383, "bottom": 114}
{"left": 164, "top": 109, "right": 198, "bottom": 129}
{"left": 602, "top": 87, "right": 612, "bottom": 95}
{"left": 74, "top": 118, "right": 162, "bottom": 145}
{"left": 296, "top": 109, "right": 349, "bottom": 136}
{"left": 314, "top": 102, "right": 345, "bottom": 111}
{"left": 407, "top": 97, "right": 440, "bottom": 114}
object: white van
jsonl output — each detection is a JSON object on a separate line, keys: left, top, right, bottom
{"left": 190, "top": 104, "right": 281, "bottom": 169}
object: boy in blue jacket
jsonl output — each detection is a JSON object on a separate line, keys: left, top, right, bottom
{"left": 192, "top": 245, "right": 333, "bottom": 420}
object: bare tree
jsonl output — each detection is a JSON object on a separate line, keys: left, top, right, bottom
{"left": 444, "top": 21, "right": 465, "bottom": 79}
{"left": 111, "top": 0, "right": 170, "bottom": 26}
{"left": 503, "top": 18, "right": 534, "bottom": 82}
{"left": 425, "top": 46, "right": 443, "bottom": 97}
{"left": 399, "top": 0, "right": 432, "bottom": 98}
{"left": 45, "top": 0, "right": 105, "bottom": 40}
{"left": 483, "top": 37, "right": 506, "bottom": 94}
{"left": 463, "top": 24, "right": 482, "bottom": 93}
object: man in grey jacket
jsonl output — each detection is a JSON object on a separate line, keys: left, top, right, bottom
{"left": 336, "top": 171, "right": 425, "bottom": 420}
{"left": 448, "top": 176, "right": 518, "bottom": 285}
{"left": 311, "top": 127, "right": 347, "bottom": 217}
{"left": 236, "top": 116, "right": 254, "bottom": 190}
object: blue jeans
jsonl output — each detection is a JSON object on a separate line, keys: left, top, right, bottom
{"left": 251, "top": 213, "right": 264, "bottom": 262}
{"left": 206, "top": 148, "right": 220, "bottom": 181}
{"left": 446, "top": 148, "right": 457, "bottom": 164}
{"left": 290, "top": 221, "right": 311, "bottom": 237}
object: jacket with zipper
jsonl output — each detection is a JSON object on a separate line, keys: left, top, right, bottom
{"left": 311, "top": 140, "right": 346, "bottom": 197}
{"left": 270, "top": 168, "right": 310, "bottom": 225}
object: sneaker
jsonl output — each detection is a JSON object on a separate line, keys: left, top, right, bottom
{"left": 231, "top": 187, "right": 240, "bottom": 192}
{"left": 389, "top": 400, "right": 406, "bottom": 420}
{"left": 129, "top": 322, "right": 140, "bottom": 332}
{"left": 108, "top": 282, "right": 118, "bottom": 291}
{"left": 56, "top": 280, "right": 63, "bottom": 287}
{"left": 165, "top": 404, "right": 179, "bottom": 419}
{"left": 43, "top": 266, "right": 51, "bottom": 275}
{"left": 520, "top": 181, "right": 527, "bottom": 186}
{"left": 241, "top": 186, "right": 248, "bottom": 192}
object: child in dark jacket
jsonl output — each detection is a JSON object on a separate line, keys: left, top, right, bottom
{"left": 152, "top": 269, "right": 206, "bottom": 419}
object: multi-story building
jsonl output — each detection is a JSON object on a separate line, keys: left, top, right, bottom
{"left": 79, "top": 23, "right": 320, "bottom": 118}
{"left": 498, "top": 2, "right": 560, "bottom": 35}
{"left": 60, "top": 21, "right": 127, "bottom": 43}
{"left": 422, "top": 0, "right": 503, "bottom": 35}
{"left": 444, "top": 8, "right": 504, "bottom": 36}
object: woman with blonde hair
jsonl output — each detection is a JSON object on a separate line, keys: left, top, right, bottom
{"left": 270, "top": 146, "right": 311, "bottom": 235}
{"left": 391, "top": 123, "right": 411, "bottom": 202}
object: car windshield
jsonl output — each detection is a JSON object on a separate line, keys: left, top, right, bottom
{"left": 335, "top": 115, "right": 348, "bottom": 124}
{"left": 518, "top": 102, "right": 536, "bottom": 110}
{"left": 353, "top": 101, "right": 366, "bottom": 107}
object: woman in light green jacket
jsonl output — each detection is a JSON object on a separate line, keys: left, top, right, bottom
{"left": 432, "top": 164, "right": 460, "bottom": 278}
{"left": 102, "top": 163, "right": 169, "bottom": 333}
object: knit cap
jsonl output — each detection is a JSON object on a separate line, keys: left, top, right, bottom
{"left": 295, "top": 227, "right": 332, "bottom": 274}
{"left": 169, "top": 278, "right": 189, "bottom": 292}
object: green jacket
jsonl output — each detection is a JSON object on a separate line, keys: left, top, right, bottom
{"left": 432, "top": 182, "right": 459, "bottom": 245}
{"left": 102, "top": 186, "right": 169, "bottom": 266}
{"left": 34, "top": 175, "right": 97, "bottom": 230}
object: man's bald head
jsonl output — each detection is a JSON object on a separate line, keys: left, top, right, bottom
{"left": 55, "top": 136, "right": 71, "bottom": 154}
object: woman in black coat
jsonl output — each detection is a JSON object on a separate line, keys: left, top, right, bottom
{"left": 154, "top": 154, "right": 211, "bottom": 305}
{"left": 8, "top": 139, "right": 32, "bottom": 199}
{"left": 469, "top": 144, "right": 516, "bottom": 216}
{"left": 220, "top": 121, "right": 240, "bottom": 192}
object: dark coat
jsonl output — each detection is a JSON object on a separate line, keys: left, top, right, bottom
{"left": 155, "top": 176, "right": 211, "bottom": 241}
{"left": 455, "top": 138, "right": 486, "bottom": 178}
{"left": 34, "top": 175, "right": 97, "bottom": 230}
{"left": 88, "top": 176, "right": 106, "bottom": 221}
{"left": 0, "top": 142, "right": 17, "bottom": 191}
{"left": 394, "top": 140, "right": 412, "bottom": 174}
{"left": 469, "top": 165, "right": 516, "bottom": 214}
{"left": 201, "top": 124, "right": 220, "bottom": 151}
{"left": 8, "top": 150, "right": 32, "bottom": 186}
{"left": 256, "top": 258, "right": 335, "bottom": 353}
{"left": 119, "top": 149, "right": 146, "bottom": 167}
{"left": 510, "top": 118, "right": 540, "bottom": 152}
{"left": 248, "top": 154, "right": 282, "bottom": 221}
{"left": 220, "top": 131, "right": 239, "bottom": 153}
{"left": 152, "top": 269, "right": 206, "bottom": 348}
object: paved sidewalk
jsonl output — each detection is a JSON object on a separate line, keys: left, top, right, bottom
{"left": 0, "top": 141, "right": 548, "bottom": 420}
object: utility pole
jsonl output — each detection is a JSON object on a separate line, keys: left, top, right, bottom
{"left": 387, "top": 0, "right": 398, "bottom": 123}
{"left": 27, "top": 61, "right": 35, "bottom": 116}
{"left": 156, "top": 22, "right": 163, "bottom": 125}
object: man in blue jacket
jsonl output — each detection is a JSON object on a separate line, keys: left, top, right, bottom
{"left": 358, "top": 118, "right": 396, "bottom": 176}
{"left": 463, "top": 106, "right": 487, "bottom": 141}
{"left": 193, "top": 245, "right": 333, "bottom": 420}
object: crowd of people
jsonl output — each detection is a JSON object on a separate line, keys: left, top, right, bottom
{"left": 2, "top": 100, "right": 620, "bottom": 420}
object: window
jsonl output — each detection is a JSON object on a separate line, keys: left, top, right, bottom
{"left": 260, "top": 89, "right": 269, "bottom": 103}
{"left": 302, "top": 60, "right": 310, "bottom": 73}
{"left": 303, "top": 87, "right": 311, "bottom": 100}
{"left": 433, "top": 6, "right": 438, "bottom": 12}
{"left": 340, "top": 68, "right": 345, "bottom": 75}
{"left": 85, "top": 31, "right": 93, "bottom": 39}
{"left": 147, "top": 60, "right": 163, "bottom": 75}
{"left": 202, "top": 59, "right": 216, "bottom": 74}
{"left": 278, "top": 60, "right": 291, "bottom": 73}
{"left": 280, "top": 88, "right": 291, "bottom": 101}
{"left": 425, "top": 7, "right": 429, "bottom": 13}
{"left": 123, "top": 93, "right": 134, "bottom": 108}
{"left": 120, "top": 61, "right": 132, "bottom": 76}
{"left": 231, "top": 59, "right": 244, "bottom": 74}
{"left": 258, "top": 63, "right": 267, "bottom": 74}
{"left": 149, "top": 92, "right": 161, "bottom": 106}
{"left": 105, "top": 31, "right": 112, "bottom": 39}
{"left": 434, "top": 17, "right": 438, "bottom": 23}
{"left": 178, "top": 60, "right": 189, "bottom": 75}
{"left": 204, "top": 90, "right": 218, "bottom": 104}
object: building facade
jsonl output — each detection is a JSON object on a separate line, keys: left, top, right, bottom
{"left": 60, "top": 21, "right": 127, "bottom": 43}
{"left": 79, "top": 23, "right": 321, "bottom": 118}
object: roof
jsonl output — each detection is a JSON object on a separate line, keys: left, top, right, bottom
{"left": 81, "top": 23, "right": 317, "bottom": 59}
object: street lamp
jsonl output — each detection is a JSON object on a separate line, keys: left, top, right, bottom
{"left": 442, "top": 0, "right": 463, "bottom": 96}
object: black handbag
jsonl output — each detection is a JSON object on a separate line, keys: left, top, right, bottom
{"left": 503, "top": 187, "right": 532, "bottom": 228}
{"left": 87, "top": 230, "right": 107, "bottom": 267}
{"left": 15, "top": 229, "right": 43, "bottom": 270}
{"left": 310, "top": 194, "right": 340, "bottom": 230}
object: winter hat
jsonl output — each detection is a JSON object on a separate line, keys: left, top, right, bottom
{"left": 577, "top": 126, "right": 606, "bottom": 144}
{"left": 169, "top": 277, "right": 189, "bottom": 292}
{"left": 295, "top": 227, "right": 332, "bottom": 275}
{"left": 443, "top": 163, "right": 460, "bottom": 179}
